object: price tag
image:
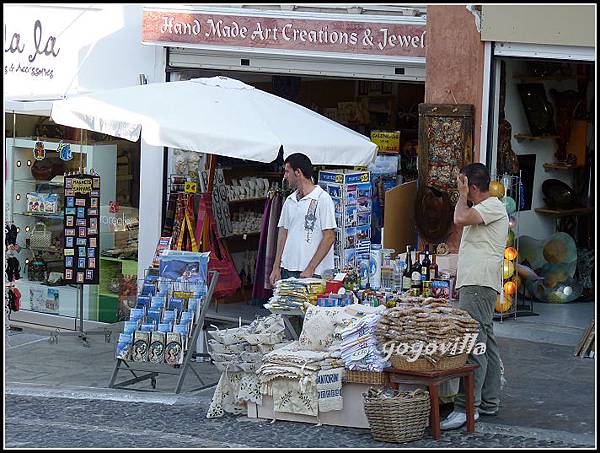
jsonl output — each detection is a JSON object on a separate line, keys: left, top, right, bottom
{"left": 184, "top": 182, "right": 197, "bottom": 193}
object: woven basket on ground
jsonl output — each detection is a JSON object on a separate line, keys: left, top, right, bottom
{"left": 390, "top": 353, "right": 468, "bottom": 372}
{"left": 363, "top": 389, "right": 431, "bottom": 443}
{"left": 343, "top": 370, "right": 387, "bottom": 385}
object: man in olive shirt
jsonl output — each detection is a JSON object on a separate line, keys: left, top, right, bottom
{"left": 441, "top": 163, "right": 509, "bottom": 430}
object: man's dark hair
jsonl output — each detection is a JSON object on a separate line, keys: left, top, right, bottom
{"left": 460, "top": 163, "right": 490, "bottom": 192}
{"left": 284, "top": 153, "right": 314, "bottom": 180}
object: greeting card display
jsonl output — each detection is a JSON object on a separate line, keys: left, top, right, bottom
{"left": 63, "top": 174, "right": 100, "bottom": 284}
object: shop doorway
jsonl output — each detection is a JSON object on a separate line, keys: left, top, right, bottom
{"left": 165, "top": 68, "right": 425, "bottom": 307}
{"left": 489, "top": 56, "right": 595, "bottom": 324}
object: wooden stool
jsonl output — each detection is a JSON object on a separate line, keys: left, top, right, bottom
{"left": 384, "top": 364, "right": 479, "bottom": 440}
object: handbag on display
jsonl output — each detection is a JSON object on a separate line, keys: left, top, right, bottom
{"left": 29, "top": 222, "right": 53, "bottom": 249}
{"left": 27, "top": 254, "right": 48, "bottom": 282}
{"left": 195, "top": 193, "right": 241, "bottom": 299}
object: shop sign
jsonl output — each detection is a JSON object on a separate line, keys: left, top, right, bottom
{"left": 370, "top": 131, "right": 401, "bottom": 153}
{"left": 4, "top": 19, "right": 61, "bottom": 82}
{"left": 5, "top": 5, "right": 157, "bottom": 101}
{"left": 143, "top": 10, "right": 426, "bottom": 58}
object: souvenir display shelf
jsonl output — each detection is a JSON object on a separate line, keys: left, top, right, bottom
{"left": 318, "top": 170, "right": 373, "bottom": 270}
{"left": 5, "top": 138, "right": 117, "bottom": 329}
{"left": 108, "top": 270, "right": 219, "bottom": 394}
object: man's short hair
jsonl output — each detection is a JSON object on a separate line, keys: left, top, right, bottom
{"left": 460, "top": 163, "right": 490, "bottom": 192}
{"left": 284, "top": 153, "right": 314, "bottom": 180}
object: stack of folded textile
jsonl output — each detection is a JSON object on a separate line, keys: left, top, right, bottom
{"left": 257, "top": 342, "right": 330, "bottom": 416}
{"left": 264, "top": 278, "right": 326, "bottom": 311}
{"left": 340, "top": 313, "right": 390, "bottom": 372}
{"left": 206, "top": 314, "right": 292, "bottom": 419}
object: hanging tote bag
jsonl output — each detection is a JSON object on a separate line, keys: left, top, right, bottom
{"left": 30, "top": 221, "right": 52, "bottom": 249}
{"left": 175, "top": 194, "right": 199, "bottom": 252}
{"left": 196, "top": 193, "right": 241, "bottom": 299}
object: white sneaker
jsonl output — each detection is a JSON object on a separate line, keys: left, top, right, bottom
{"left": 440, "top": 410, "right": 479, "bottom": 430}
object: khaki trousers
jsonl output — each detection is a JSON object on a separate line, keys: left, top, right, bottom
{"left": 454, "top": 285, "right": 502, "bottom": 412}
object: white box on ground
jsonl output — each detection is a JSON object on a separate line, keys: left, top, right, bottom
{"left": 247, "top": 383, "right": 373, "bottom": 429}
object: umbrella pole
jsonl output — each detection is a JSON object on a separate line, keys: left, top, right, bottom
{"left": 201, "top": 154, "right": 217, "bottom": 252}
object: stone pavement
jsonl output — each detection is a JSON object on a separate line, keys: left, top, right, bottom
{"left": 3, "top": 391, "right": 594, "bottom": 448}
{"left": 4, "top": 309, "right": 597, "bottom": 449}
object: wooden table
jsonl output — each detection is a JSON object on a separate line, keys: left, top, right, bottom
{"left": 385, "top": 364, "right": 480, "bottom": 440}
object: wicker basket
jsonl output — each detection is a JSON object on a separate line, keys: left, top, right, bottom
{"left": 344, "top": 370, "right": 388, "bottom": 385}
{"left": 363, "top": 389, "right": 431, "bottom": 443}
{"left": 390, "top": 353, "right": 468, "bottom": 372}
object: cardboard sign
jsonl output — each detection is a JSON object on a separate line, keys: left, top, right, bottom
{"left": 370, "top": 131, "right": 401, "bottom": 153}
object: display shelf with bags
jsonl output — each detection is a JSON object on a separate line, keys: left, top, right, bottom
{"left": 5, "top": 137, "right": 118, "bottom": 328}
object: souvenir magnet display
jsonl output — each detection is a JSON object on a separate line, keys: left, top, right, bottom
{"left": 33, "top": 140, "right": 46, "bottom": 160}
{"left": 57, "top": 141, "right": 73, "bottom": 161}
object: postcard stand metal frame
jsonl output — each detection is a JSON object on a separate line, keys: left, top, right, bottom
{"left": 107, "top": 270, "right": 219, "bottom": 394}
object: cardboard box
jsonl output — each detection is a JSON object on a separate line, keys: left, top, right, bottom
{"left": 383, "top": 180, "right": 417, "bottom": 254}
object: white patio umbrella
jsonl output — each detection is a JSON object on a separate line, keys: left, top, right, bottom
{"left": 51, "top": 76, "right": 378, "bottom": 166}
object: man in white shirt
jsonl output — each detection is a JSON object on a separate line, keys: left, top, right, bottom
{"left": 269, "top": 153, "right": 337, "bottom": 284}
{"left": 441, "top": 163, "right": 508, "bottom": 430}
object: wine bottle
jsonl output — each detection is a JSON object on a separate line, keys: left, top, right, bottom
{"left": 421, "top": 244, "right": 431, "bottom": 282}
{"left": 403, "top": 246, "right": 413, "bottom": 292}
{"left": 411, "top": 249, "right": 422, "bottom": 292}
{"left": 429, "top": 250, "right": 439, "bottom": 281}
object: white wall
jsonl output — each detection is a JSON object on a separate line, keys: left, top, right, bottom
{"left": 500, "top": 58, "right": 580, "bottom": 241}
{"left": 137, "top": 45, "right": 167, "bottom": 277}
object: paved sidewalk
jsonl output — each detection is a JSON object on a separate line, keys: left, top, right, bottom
{"left": 4, "top": 317, "right": 596, "bottom": 448}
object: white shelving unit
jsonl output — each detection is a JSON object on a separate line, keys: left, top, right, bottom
{"left": 5, "top": 138, "right": 117, "bottom": 329}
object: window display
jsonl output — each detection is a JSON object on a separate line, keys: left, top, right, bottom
{"left": 5, "top": 131, "right": 120, "bottom": 326}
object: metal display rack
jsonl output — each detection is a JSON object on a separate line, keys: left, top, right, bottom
{"left": 492, "top": 172, "right": 535, "bottom": 322}
{"left": 108, "top": 270, "right": 219, "bottom": 394}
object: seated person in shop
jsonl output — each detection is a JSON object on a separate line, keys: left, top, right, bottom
{"left": 269, "top": 153, "right": 337, "bottom": 284}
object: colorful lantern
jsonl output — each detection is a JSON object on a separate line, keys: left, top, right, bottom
{"left": 506, "top": 229, "right": 515, "bottom": 247}
{"left": 503, "top": 196, "right": 517, "bottom": 215}
{"left": 489, "top": 180, "right": 505, "bottom": 199}
{"left": 504, "top": 247, "right": 519, "bottom": 261}
{"left": 503, "top": 280, "right": 517, "bottom": 296}
{"left": 496, "top": 293, "right": 513, "bottom": 313}
{"left": 508, "top": 215, "right": 518, "bottom": 229}
{"left": 502, "top": 259, "right": 515, "bottom": 279}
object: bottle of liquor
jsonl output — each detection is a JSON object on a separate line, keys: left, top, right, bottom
{"left": 403, "top": 246, "right": 413, "bottom": 292}
{"left": 421, "top": 244, "right": 431, "bottom": 283}
{"left": 394, "top": 259, "right": 406, "bottom": 293}
{"left": 429, "top": 250, "right": 439, "bottom": 281}
{"left": 411, "top": 249, "right": 422, "bottom": 292}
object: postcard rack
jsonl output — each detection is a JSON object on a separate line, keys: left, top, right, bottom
{"left": 107, "top": 270, "right": 219, "bottom": 394}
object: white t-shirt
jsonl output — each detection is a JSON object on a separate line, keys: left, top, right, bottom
{"left": 456, "top": 196, "right": 509, "bottom": 293}
{"left": 278, "top": 185, "right": 337, "bottom": 276}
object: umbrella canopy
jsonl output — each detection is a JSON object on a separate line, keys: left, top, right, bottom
{"left": 51, "top": 76, "right": 378, "bottom": 166}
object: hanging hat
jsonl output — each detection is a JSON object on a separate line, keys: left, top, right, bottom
{"left": 415, "top": 184, "right": 453, "bottom": 243}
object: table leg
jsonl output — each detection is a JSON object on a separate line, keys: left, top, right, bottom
{"left": 465, "top": 372, "right": 475, "bottom": 432}
{"left": 429, "top": 383, "right": 441, "bottom": 440}
{"left": 282, "top": 315, "right": 299, "bottom": 340}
